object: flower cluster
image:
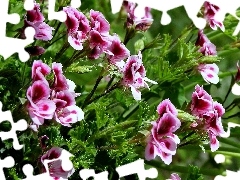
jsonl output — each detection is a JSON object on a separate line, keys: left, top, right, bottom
{"left": 121, "top": 51, "right": 157, "bottom": 100}
{"left": 145, "top": 99, "right": 181, "bottom": 165}
{"left": 23, "top": 2, "right": 54, "bottom": 41}
{"left": 203, "top": 1, "right": 225, "bottom": 31}
{"left": 63, "top": 7, "right": 130, "bottom": 64}
{"left": 195, "top": 30, "right": 219, "bottom": 84}
{"left": 41, "top": 147, "right": 75, "bottom": 179}
{"left": 123, "top": 0, "right": 153, "bottom": 31}
{"left": 190, "top": 85, "right": 226, "bottom": 151}
{"left": 26, "top": 60, "right": 84, "bottom": 131}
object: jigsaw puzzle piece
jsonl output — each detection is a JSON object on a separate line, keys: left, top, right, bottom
{"left": 0, "top": 0, "right": 35, "bottom": 62}
{"left": 0, "top": 156, "right": 15, "bottom": 180}
{"left": 0, "top": 101, "right": 28, "bottom": 150}
{"left": 116, "top": 159, "right": 158, "bottom": 180}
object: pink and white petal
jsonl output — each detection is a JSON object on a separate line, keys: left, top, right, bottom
{"left": 48, "top": 159, "right": 75, "bottom": 179}
{"left": 213, "top": 101, "right": 225, "bottom": 117}
{"left": 145, "top": 141, "right": 157, "bottom": 161}
{"left": 169, "top": 173, "right": 181, "bottom": 180}
{"left": 28, "top": 109, "right": 45, "bottom": 125}
{"left": 156, "top": 150, "right": 173, "bottom": 165}
{"left": 157, "top": 112, "right": 181, "bottom": 136}
{"left": 156, "top": 138, "right": 178, "bottom": 155}
{"left": 41, "top": 147, "right": 62, "bottom": 162}
{"left": 26, "top": 80, "right": 50, "bottom": 104}
{"left": 130, "top": 85, "right": 141, "bottom": 100}
{"left": 66, "top": 105, "right": 84, "bottom": 121}
{"left": 32, "top": 60, "right": 51, "bottom": 79}
{"left": 36, "top": 99, "right": 56, "bottom": 118}
{"left": 208, "top": 131, "right": 219, "bottom": 152}
{"left": 200, "top": 68, "right": 219, "bottom": 84}
{"left": 68, "top": 35, "right": 83, "bottom": 50}
{"left": 157, "top": 99, "right": 178, "bottom": 117}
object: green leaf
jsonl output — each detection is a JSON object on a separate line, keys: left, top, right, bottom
{"left": 186, "top": 165, "right": 204, "bottom": 180}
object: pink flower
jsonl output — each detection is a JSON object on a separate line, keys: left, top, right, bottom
{"left": 52, "top": 63, "right": 69, "bottom": 91}
{"left": 195, "top": 30, "right": 217, "bottom": 56}
{"left": 63, "top": 7, "right": 90, "bottom": 50}
{"left": 54, "top": 105, "right": 84, "bottom": 127}
{"left": 203, "top": 110, "right": 225, "bottom": 151}
{"left": 26, "top": 80, "right": 51, "bottom": 106}
{"left": 123, "top": 1, "right": 153, "bottom": 31}
{"left": 190, "top": 85, "right": 226, "bottom": 151}
{"left": 27, "top": 61, "right": 84, "bottom": 128}
{"left": 32, "top": 60, "right": 51, "bottom": 83}
{"left": 135, "top": 18, "right": 153, "bottom": 31}
{"left": 203, "top": 1, "right": 225, "bottom": 31}
{"left": 24, "top": 2, "right": 54, "bottom": 41}
{"left": 191, "top": 85, "right": 213, "bottom": 117}
{"left": 26, "top": 2, "right": 45, "bottom": 23}
{"left": 89, "top": 30, "right": 111, "bottom": 50}
{"left": 26, "top": 81, "right": 56, "bottom": 125}
{"left": 145, "top": 100, "right": 181, "bottom": 165}
{"left": 168, "top": 173, "right": 181, "bottom": 180}
{"left": 90, "top": 9, "right": 110, "bottom": 35}
{"left": 107, "top": 34, "right": 130, "bottom": 64}
{"left": 198, "top": 63, "right": 219, "bottom": 84}
{"left": 41, "top": 147, "right": 75, "bottom": 179}
{"left": 122, "top": 51, "right": 157, "bottom": 100}
{"left": 30, "top": 21, "right": 54, "bottom": 41}
{"left": 157, "top": 99, "right": 178, "bottom": 117}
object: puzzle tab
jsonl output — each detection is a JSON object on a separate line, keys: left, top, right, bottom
{"left": 116, "top": 159, "right": 158, "bottom": 180}
{"left": 0, "top": 101, "right": 28, "bottom": 150}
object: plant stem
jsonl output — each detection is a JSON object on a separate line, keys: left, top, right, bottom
{"left": 81, "top": 68, "right": 105, "bottom": 109}
{"left": 87, "top": 82, "right": 120, "bottom": 105}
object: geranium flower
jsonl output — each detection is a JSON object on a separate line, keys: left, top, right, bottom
{"left": 157, "top": 99, "right": 178, "bottom": 117}
{"left": 145, "top": 100, "right": 181, "bottom": 165}
{"left": 195, "top": 30, "right": 217, "bottom": 56}
{"left": 106, "top": 34, "right": 130, "bottom": 64}
{"left": 52, "top": 63, "right": 69, "bottom": 91}
{"left": 90, "top": 9, "right": 110, "bottom": 35}
{"left": 122, "top": 51, "right": 157, "bottom": 100}
{"left": 195, "top": 30, "right": 219, "bottom": 84}
{"left": 25, "top": 2, "right": 44, "bottom": 23}
{"left": 26, "top": 80, "right": 56, "bottom": 125}
{"left": 123, "top": 1, "right": 153, "bottom": 31}
{"left": 24, "top": 2, "right": 54, "bottom": 41}
{"left": 203, "top": 1, "right": 225, "bottom": 31}
{"left": 190, "top": 84, "right": 213, "bottom": 117}
{"left": 63, "top": 6, "right": 90, "bottom": 50}
{"left": 190, "top": 84, "right": 226, "bottom": 151}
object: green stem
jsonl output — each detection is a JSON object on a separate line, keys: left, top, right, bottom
{"left": 88, "top": 81, "right": 120, "bottom": 105}
{"left": 81, "top": 68, "right": 105, "bottom": 109}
